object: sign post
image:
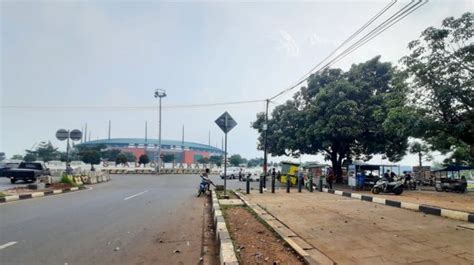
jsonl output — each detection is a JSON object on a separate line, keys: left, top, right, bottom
{"left": 215, "top": 112, "right": 237, "bottom": 198}
{"left": 56, "top": 128, "right": 82, "bottom": 174}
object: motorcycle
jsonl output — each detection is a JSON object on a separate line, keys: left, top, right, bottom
{"left": 372, "top": 176, "right": 404, "bottom": 195}
{"left": 402, "top": 175, "right": 417, "bottom": 190}
{"left": 197, "top": 175, "right": 215, "bottom": 197}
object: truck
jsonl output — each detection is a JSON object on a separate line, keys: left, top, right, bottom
{"left": 4, "top": 162, "right": 51, "bottom": 184}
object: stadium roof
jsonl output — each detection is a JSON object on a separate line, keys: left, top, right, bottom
{"left": 77, "top": 138, "right": 224, "bottom": 153}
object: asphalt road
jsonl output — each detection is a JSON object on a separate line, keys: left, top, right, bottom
{"left": 0, "top": 174, "right": 243, "bottom": 265}
{"left": 0, "top": 177, "right": 28, "bottom": 191}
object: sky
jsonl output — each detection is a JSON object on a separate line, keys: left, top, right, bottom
{"left": 1, "top": 0, "right": 472, "bottom": 166}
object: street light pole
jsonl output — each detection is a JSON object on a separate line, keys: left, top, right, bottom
{"left": 154, "top": 89, "right": 167, "bottom": 174}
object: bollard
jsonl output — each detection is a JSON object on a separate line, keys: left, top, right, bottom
{"left": 319, "top": 177, "right": 323, "bottom": 192}
{"left": 271, "top": 174, "right": 275, "bottom": 193}
{"left": 298, "top": 177, "right": 302, "bottom": 193}
{"left": 259, "top": 176, "right": 263, "bottom": 194}
{"left": 286, "top": 176, "right": 290, "bottom": 193}
{"left": 246, "top": 174, "right": 250, "bottom": 194}
{"left": 309, "top": 177, "right": 313, "bottom": 192}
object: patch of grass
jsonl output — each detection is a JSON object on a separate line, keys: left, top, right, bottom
{"left": 60, "top": 175, "right": 77, "bottom": 186}
{"left": 0, "top": 192, "right": 6, "bottom": 198}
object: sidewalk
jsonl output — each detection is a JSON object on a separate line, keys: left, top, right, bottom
{"left": 245, "top": 190, "right": 474, "bottom": 265}
{"left": 333, "top": 184, "right": 474, "bottom": 213}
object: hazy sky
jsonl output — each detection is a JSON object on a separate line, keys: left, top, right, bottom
{"left": 1, "top": 0, "right": 472, "bottom": 166}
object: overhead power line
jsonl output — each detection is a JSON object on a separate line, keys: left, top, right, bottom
{"left": 318, "top": 0, "right": 427, "bottom": 72}
{"left": 0, "top": 99, "right": 266, "bottom": 111}
{"left": 270, "top": 0, "right": 427, "bottom": 101}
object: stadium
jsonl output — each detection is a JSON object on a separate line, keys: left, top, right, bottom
{"left": 77, "top": 138, "right": 224, "bottom": 164}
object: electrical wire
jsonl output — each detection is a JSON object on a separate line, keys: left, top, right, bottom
{"left": 318, "top": 0, "right": 427, "bottom": 72}
{"left": 0, "top": 99, "right": 266, "bottom": 111}
{"left": 270, "top": 0, "right": 427, "bottom": 101}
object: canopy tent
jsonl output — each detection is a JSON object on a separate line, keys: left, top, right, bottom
{"left": 433, "top": 165, "right": 474, "bottom": 172}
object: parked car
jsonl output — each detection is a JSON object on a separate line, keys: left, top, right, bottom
{"left": 0, "top": 162, "right": 20, "bottom": 177}
{"left": 219, "top": 167, "right": 241, "bottom": 179}
{"left": 241, "top": 168, "right": 262, "bottom": 181}
{"left": 4, "top": 161, "right": 51, "bottom": 184}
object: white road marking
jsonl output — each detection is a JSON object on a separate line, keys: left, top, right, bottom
{"left": 0, "top": 241, "right": 17, "bottom": 250}
{"left": 124, "top": 190, "right": 148, "bottom": 201}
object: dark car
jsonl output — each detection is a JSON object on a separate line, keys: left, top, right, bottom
{"left": 0, "top": 162, "right": 20, "bottom": 177}
{"left": 4, "top": 162, "right": 50, "bottom": 184}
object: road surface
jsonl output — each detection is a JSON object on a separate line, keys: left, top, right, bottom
{"left": 0, "top": 174, "right": 237, "bottom": 265}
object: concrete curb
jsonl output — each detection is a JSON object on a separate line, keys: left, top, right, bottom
{"left": 0, "top": 186, "right": 88, "bottom": 204}
{"left": 211, "top": 190, "right": 239, "bottom": 265}
{"left": 321, "top": 188, "right": 474, "bottom": 223}
{"left": 235, "top": 191, "right": 335, "bottom": 265}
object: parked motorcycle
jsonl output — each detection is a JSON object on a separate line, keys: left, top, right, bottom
{"left": 197, "top": 175, "right": 215, "bottom": 197}
{"left": 372, "top": 177, "right": 404, "bottom": 195}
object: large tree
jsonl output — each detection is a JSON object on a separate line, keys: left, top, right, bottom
{"left": 409, "top": 141, "right": 432, "bottom": 167}
{"left": 209, "top": 155, "right": 223, "bottom": 166}
{"left": 253, "top": 57, "right": 410, "bottom": 181}
{"left": 229, "top": 154, "right": 244, "bottom": 167}
{"left": 81, "top": 150, "right": 101, "bottom": 171}
{"left": 26, "top": 141, "right": 60, "bottom": 162}
{"left": 402, "top": 12, "right": 473, "bottom": 156}
{"left": 162, "top": 154, "right": 175, "bottom": 163}
{"left": 139, "top": 154, "right": 150, "bottom": 166}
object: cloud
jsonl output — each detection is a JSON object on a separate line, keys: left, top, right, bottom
{"left": 275, "top": 30, "right": 299, "bottom": 57}
{"left": 308, "top": 33, "right": 338, "bottom": 46}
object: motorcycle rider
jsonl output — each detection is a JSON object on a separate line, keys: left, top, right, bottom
{"left": 200, "top": 168, "right": 212, "bottom": 191}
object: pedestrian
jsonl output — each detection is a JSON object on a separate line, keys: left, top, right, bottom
{"left": 238, "top": 168, "right": 242, "bottom": 181}
{"left": 360, "top": 171, "right": 366, "bottom": 190}
{"left": 326, "top": 167, "right": 334, "bottom": 189}
{"left": 298, "top": 169, "right": 304, "bottom": 190}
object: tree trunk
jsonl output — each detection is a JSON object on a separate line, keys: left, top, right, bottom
{"left": 330, "top": 152, "right": 344, "bottom": 184}
{"left": 418, "top": 152, "right": 422, "bottom": 167}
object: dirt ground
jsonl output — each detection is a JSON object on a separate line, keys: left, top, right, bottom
{"left": 336, "top": 185, "right": 474, "bottom": 212}
{"left": 224, "top": 206, "right": 304, "bottom": 265}
{"left": 247, "top": 191, "right": 474, "bottom": 265}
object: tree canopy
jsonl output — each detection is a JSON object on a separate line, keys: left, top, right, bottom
{"left": 402, "top": 12, "right": 473, "bottom": 157}
{"left": 139, "top": 154, "right": 150, "bottom": 166}
{"left": 229, "top": 154, "right": 244, "bottom": 166}
{"left": 25, "top": 141, "right": 59, "bottom": 162}
{"left": 253, "top": 57, "right": 410, "bottom": 180}
{"left": 162, "top": 154, "right": 175, "bottom": 163}
{"left": 81, "top": 150, "right": 101, "bottom": 170}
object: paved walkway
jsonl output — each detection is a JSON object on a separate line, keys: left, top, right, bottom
{"left": 333, "top": 184, "right": 474, "bottom": 213}
{"left": 246, "top": 190, "right": 474, "bottom": 265}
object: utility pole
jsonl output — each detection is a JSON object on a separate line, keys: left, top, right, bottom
{"left": 263, "top": 99, "right": 269, "bottom": 180}
{"left": 108, "top": 120, "right": 111, "bottom": 140}
{"left": 154, "top": 89, "right": 167, "bottom": 174}
{"left": 182, "top": 125, "right": 185, "bottom": 164}
{"left": 84, "top": 123, "right": 88, "bottom": 143}
{"left": 208, "top": 131, "right": 211, "bottom": 146}
{"left": 145, "top": 121, "right": 148, "bottom": 151}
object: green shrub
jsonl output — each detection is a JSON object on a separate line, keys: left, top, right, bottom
{"left": 60, "top": 175, "right": 76, "bottom": 186}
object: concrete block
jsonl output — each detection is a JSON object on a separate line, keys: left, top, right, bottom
{"left": 31, "top": 192, "right": 45, "bottom": 198}
{"left": 334, "top": 190, "right": 343, "bottom": 195}
{"left": 351, "top": 193, "right": 362, "bottom": 199}
{"left": 372, "top": 197, "right": 386, "bottom": 204}
{"left": 27, "top": 183, "right": 46, "bottom": 190}
{"left": 441, "top": 209, "right": 468, "bottom": 222}
{"left": 284, "top": 237, "right": 309, "bottom": 257}
{"left": 53, "top": 189, "right": 63, "bottom": 194}
{"left": 5, "top": 195, "right": 19, "bottom": 202}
